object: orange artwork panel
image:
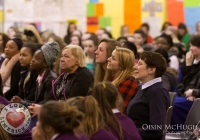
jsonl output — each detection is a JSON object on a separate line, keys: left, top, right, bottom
{"left": 95, "top": 3, "right": 104, "bottom": 16}
{"left": 87, "top": 25, "right": 98, "bottom": 33}
{"left": 167, "top": 0, "right": 184, "bottom": 26}
{"left": 124, "top": 0, "right": 141, "bottom": 33}
{"left": 87, "top": 17, "right": 98, "bottom": 33}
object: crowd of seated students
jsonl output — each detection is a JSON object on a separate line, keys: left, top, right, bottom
{"left": 0, "top": 21, "right": 199, "bottom": 140}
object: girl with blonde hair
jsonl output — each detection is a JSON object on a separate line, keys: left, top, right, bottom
{"left": 107, "top": 47, "right": 138, "bottom": 112}
{"left": 67, "top": 96, "right": 118, "bottom": 140}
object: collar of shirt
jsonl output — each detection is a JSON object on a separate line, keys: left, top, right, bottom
{"left": 51, "top": 133, "right": 59, "bottom": 140}
{"left": 141, "top": 77, "right": 162, "bottom": 90}
{"left": 193, "top": 59, "right": 200, "bottom": 64}
{"left": 36, "top": 70, "right": 46, "bottom": 85}
{"left": 112, "top": 108, "right": 120, "bottom": 114}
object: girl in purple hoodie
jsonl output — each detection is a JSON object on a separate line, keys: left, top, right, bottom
{"left": 32, "top": 101, "right": 89, "bottom": 140}
{"left": 67, "top": 96, "right": 117, "bottom": 140}
{"left": 92, "top": 81, "right": 142, "bottom": 140}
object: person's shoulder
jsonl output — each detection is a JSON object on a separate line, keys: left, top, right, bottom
{"left": 77, "top": 67, "right": 93, "bottom": 77}
{"left": 115, "top": 112, "right": 134, "bottom": 122}
{"left": 121, "top": 76, "right": 137, "bottom": 83}
{"left": 149, "top": 82, "right": 168, "bottom": 92}
{"left": 13, "top": 61, "right": 22, "bottom": 69}
{"left": 49, "top": 69, "right": 57, "bottom": 78}
{"left": 55, "top": 132, "right": 89, "bottom": 140}
{"left": 91, "top": 128, "right": 118, "bottom": 140}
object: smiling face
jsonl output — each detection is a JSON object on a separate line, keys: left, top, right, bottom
{"left": 190, "top": 43, "right": 200, "bottom": 59}
{"left": 94, "top": 42, "right": 107, "bottom": 64}
{"left": 133, "top": 59, "right": 156, "bottom": 83}
{"left": 156, "top": 37, "right": 170, "bottom": 50}
{"left": 4, "top": 40, "right": 19, "bottom": 59}
{"left": 19, "top": 47, "right": 33, "bottom": 68}
{"left": 107, "top": 50, "right": 120, "bottom": 73}
{"left": 30, "top": 50, "right": 47, "bottom": 71}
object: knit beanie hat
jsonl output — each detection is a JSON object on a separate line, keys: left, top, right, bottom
{"left": 41, "top": 41, "right": 60, "bottom": 67}
{"left": 10, "top": 38, "right": 23, "bottom": 50}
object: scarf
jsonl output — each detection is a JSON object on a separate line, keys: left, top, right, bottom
{"left": 0, "top": 53, "right": 20, "bottom": 85}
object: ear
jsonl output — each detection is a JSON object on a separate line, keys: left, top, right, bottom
{"left": 44, "top": 62, "right": 48, "bottom": 67}
{"left": 148, "top": 67, "right": 156, "bottom": 75}
{"left": 45, "top": 125, "right": 53, "bottom": 133}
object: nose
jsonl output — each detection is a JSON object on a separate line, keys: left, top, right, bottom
{"left": 60, "top": 56, "right": 64, "bottom": 62}
{"left": 107, "top": 57, "right": 111, "bottom": 61}
{"left": 84, "top": 47, "right": 89, "bottom": 53}
{"left": 31, "top": 58, "right": 35, "bottom": 63}
{"left": 94, "top": 49, "right": 98, "bottom": 55}
{"left": 19, "top": 55, "right": 22, "bottom": 60}
{"left": 4, "top": 47, "right": 8, "bottom": 52}
{"left": 133, "top": 64, "right": 138, "bottom": 70}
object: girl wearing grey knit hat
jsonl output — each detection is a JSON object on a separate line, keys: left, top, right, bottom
{"left": 14, "top": 41, "right": 59, "bottom": 106}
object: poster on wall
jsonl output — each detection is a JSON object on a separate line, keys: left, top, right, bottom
{"left": 142, "top": 0, "right": 165, "bottom": 38}
{"left": 4, "top": 0, "right": 86, "bottom": 38}
{"left": 142, "top": 17, "right": 161, "bottom": 38}
{"left": 4, "top": 0, "right": 34, "bottom": 21}
{"left": 184, "top": 7, "right": 200, "bottom": 34}
{"left": 62, "top": 0, "right": 86, "bottom": 34}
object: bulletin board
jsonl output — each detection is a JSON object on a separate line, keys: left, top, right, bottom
{"left": 3, "top": 0, "right": 86, "bottom": 38}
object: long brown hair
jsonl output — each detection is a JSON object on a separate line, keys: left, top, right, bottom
{"left": 0, "top": 126, "right": 11, "bottom": 140}
{"left": 0, "top": 33, "right": 9, "bottom": 51}
{"left": 92, "top": 82, "right": 124, "bottom": 140}
{"left": 112, "top": 47, "right": 135, "bottom": 86}
{"left": 39, "top": 101, "right": 83, "bottom": 138}
{"left": 0, "top": 104, "right": 11, "bottom": 140}
{"left": 67, "top": 96, "right": 104, "bottom": 138}
{"left": 94, "top": 39, "right": 121, "bottom": 85}
{"left": 0, "top": 75, "right": 3, "bottom": 97}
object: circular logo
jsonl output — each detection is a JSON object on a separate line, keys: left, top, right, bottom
{"left": 0, "top": 103, "right": 31, "bottom": 135}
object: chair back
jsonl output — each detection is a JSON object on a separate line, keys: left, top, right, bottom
{"left": 169, "top": 92, "right": 176, "bottom": 106}
{"left": 162, "top": 106, "right": 173, "bottom": 140}
{"left": 180, "top": 98, "right": 200, "bottom": 137}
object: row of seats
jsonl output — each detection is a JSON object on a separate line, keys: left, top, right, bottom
{"left": 164, "top": 92, "right": 200, "bottom": 140}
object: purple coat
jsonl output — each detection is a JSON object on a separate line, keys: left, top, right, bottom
{"left": 114, "top": 112, "right": 142, "bottom": 140}
{"left": 0, "top": 96, "right": 9, "bottom": 105}
{"left": 55, "top": 132, "right": 89, "bottom": 140}
{"left": 90, "top": 128, "right": 118, "bottom": 140}
{"left": 11, "top": 131, "right": 32, "bottom": 140}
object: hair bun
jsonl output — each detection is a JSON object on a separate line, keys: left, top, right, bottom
{"left": 62, "top": 102, "right": 83, "bottom": 130}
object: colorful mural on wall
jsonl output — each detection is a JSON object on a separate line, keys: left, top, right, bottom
{"left": 86, "top": 0, "right": 200, "bottom": 38}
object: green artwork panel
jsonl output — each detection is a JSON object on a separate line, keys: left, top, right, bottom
{"left": 87, "top": 3, "right": 95, "bottom": 16}
{"left": 99, "top": 16, "right": 111, "bottom": 28}
{"left": 184, "top": 0, "right": 200, "bottom": 7}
